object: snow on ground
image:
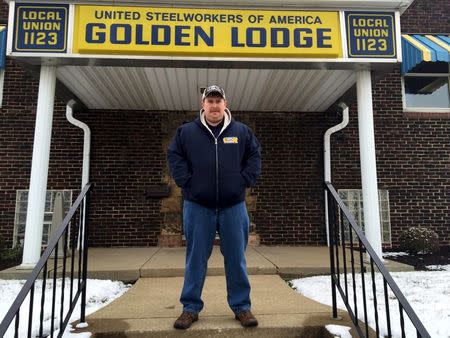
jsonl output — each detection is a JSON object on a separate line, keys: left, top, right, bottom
{"left": 382, "top": 252, "right": 409, "bottom": 257}
{"left": 0, "top": 278, "right": 131, "bottom": 338}
{"left": 325, "top": 324, "right": 352, "bottom": 338}
{"left": 426, "top": 264, "right": 450, "bottom": 272}
{"left": 290, "top": 267, "right": 450, "bottom": 338}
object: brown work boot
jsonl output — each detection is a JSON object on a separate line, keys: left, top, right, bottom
{"left": 235, "top": 310, "right": 258, "bottom": 327}
{"left": 173, "top": 311, "right": 198, "bottom": 329}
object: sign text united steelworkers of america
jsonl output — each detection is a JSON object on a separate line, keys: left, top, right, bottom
{"left": 72, "top": 6, "right": 343, "bottom": 58}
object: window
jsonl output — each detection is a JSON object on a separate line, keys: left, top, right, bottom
{"left": 402, "top": 62, "right": 450, "bottom": 112}
{"left": 13, "top": 190, "right": 73, "bottom": 249}
{"left": 338, "top": 189, "right": 391, "bottom": 244}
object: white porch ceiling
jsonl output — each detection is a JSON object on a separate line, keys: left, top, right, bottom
{"left": 56, "top": 66, "right": 356, "bottom": 112}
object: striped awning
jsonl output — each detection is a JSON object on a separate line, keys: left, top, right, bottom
{"left": 401, "top": 34, "right": 450, "bottom": 74}
{"left": 0, "top": 26, "right": 6, "bottom": 69}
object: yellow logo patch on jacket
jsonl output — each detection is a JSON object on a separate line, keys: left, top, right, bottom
{"left": 223, "top": 137, "right": 238, "bottom": 144}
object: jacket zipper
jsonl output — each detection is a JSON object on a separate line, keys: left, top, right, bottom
{"left": 215, "top": 138, "right": 219, "bottom": 211}
{"left": 203, "top": 115, "right": 228, "bottom": 210}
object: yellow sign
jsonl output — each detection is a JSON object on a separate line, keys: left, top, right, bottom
{"left": 73, "top": 6, "right": 342, "bottom": 58}
{"left": 223, "top": 137, "right": 239, "bottom": 144}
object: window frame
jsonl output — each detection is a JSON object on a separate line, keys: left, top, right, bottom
{"left": 338, "top": 189, "right": 392, "bottom": 245}
{"left": 401, "top": 63, "right": 450, "bottom": 113}
{"left": 13, "top": 189, "right": 73, "bottom": 249}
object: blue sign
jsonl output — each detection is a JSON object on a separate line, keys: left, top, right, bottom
{"left": 13, "top": 3, "right": 69, "bottom": 53}
{"left": 345, "top": 12, "right": 396, "bottom": 58}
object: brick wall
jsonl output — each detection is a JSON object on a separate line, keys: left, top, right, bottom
{"left": 73, "top": 109, "right": 166, "bottom": 246}
{"left": 330, "top": 69, "right": 450, "bottom": 247}
{"left": 0, "top": 59, "right": 84, "bottom": 249}
{"left": 0, "top": 0, "right": 449, "bottom": 248}
{"left": 0, "top": 3, "right": 7, "bottom": 23}
{"left": 400, "top": 0, "right": 449, "bottom": 33}
{"left": 247, "top": 111, "right": 329, "bottom": 245}
{"left": 329, "top": 0, "right": 450, "bottom": 247}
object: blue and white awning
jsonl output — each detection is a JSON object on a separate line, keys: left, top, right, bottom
{"left": 0, "top": 26, "right": 6, "bottom": 69}
{"left": 401, "top": 34, "right": 450, "bottom": 74}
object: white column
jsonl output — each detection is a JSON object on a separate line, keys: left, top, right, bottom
{"left": 19, "top": 65, "right": 56, "bottom": 269}
{"left": 356, "top": 69, "right": 383, "bottom": 259}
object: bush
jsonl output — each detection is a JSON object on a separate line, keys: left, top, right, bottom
{"left": 0, "top": 233, "right": 23, "bottom": 262}
{"left": 399, "top": 227, "right": 439, "bottom": 255}
{"left": 0, "top": 244, "right": 23, "bottom": 261}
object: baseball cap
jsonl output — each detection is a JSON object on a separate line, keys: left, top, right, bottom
{"left": 202, "top": 85, "right": 226, "bottom": 101}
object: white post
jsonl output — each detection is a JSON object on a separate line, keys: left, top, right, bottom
{"left": 356, "top": 69, "right": 383, "bottom": 259}
{"left": 19, "top": 65, "right": 56, "bottom": 269}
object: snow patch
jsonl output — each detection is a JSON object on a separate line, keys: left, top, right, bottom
{"left": 426, "top": 264, "right": 450, "bottom": 271}
{"left": 76, "top": 322, "right": 89, "bottom": 328}
{"left": 325, "top": 324, "right": 352, "bottom": 338}
{"left": 0, "top": 278, "right": 131, "bottom": 338}
{"left": 290, "top": 270, "right": 450, "bottom": 338}
{"left": 382, "top": 251, "right": 409, "bottom": 257}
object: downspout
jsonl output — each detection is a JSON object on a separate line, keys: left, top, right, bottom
{"left": 66, "top": 99, "right": 90, "bottom": 251}
{"left": 66, "top": 99, "right": 90, "bottom": 188}
{"left": 324, "top": 102, "right": 349, "bottom": 246}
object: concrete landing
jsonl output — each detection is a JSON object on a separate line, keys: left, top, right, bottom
{"left": 140, "top": 246, "right": 276, "bottom": 277}
{"left": 0, "top": 246, "right": 414, "bottom": 282}
{"left": 69, "top": 275, "right": 365, "bottom": 337}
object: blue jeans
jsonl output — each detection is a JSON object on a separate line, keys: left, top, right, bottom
{"left": 180, "top": 199, "right": 251, "bottom": 315}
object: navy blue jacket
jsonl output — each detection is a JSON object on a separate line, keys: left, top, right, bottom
{"left": 167, "top": 109, "right": 261, "bottom": 208}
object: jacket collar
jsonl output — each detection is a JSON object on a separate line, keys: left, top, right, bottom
{"left": 197, "top": 108, "right": 233, "bottom": 137}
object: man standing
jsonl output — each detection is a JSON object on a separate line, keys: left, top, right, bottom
{"left": 167, "top": 85, "right": 262, "bottom": 330}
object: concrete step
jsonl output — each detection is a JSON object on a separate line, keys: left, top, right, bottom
{"left": 0, "top": 246, "right": 414, "bottom": 283}
{"left": 70, "top": 275, "right": 363, "bottom": 337}
{"left": 72, "top": 316, "right": 337, "bottom": 337}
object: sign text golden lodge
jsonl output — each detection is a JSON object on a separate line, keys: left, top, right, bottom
{"left": 12, "top": 3, "right": 398, "bottom": 59}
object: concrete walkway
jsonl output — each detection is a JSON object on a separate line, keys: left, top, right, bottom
{"left": 70, "top": 275, "right": 369, "bottom": 337}
{"left": 0, "top": 246, "right": 413, "bottom": 282}
{"left": 1, "top": 246, "right": 398, "bottom": 337}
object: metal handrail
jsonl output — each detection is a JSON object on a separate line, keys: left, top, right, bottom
{"left": 325, "top": 181, "right": 430, "bottom": 338}
{"left": 0, "top": 182, "right": 93, "bottom": 338}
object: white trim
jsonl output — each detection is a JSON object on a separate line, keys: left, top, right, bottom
{"left": 67, "top": 3, "right": 75, "bottom": 54}
{"left": 7, "top": 52, "right": 400, "bottom": 64}
{"left": 12, "top": 191, "right": 21, "bottom": 248}
{"left": 339, "top": 10, "right": 348, "bottom": 59}
{"left": 0, "top": 69, "right": 4, "bottom": 108}
{"left": 6, "top": 1, "right": 15, "bottom": 55}
{"left": 401, "top": 75, "right": 407, "bottom": 110}
{"left": 403, "top": 108, "right": 450, "bottom": 113}
{"left": 403, "top": 73, "right": 449, "bottom": 77}
{"left": 384, "top": 190, "right": 391, "bottom": 244}
{"left": 394, "top": 10, "right": 402, "bottom": 63}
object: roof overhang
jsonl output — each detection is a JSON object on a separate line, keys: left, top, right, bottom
{"left": 4, "top": 0, "right": 414, "bottom": 111}
{"left": 55, "top": 66, "right": 357, "bottom": 111}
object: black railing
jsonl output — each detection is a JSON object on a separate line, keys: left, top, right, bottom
{"left": 325, "top": 181, "right": 430, "bottom": 338}
{"left": 0, "top": 183, "right": 93, "bottom": 338}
